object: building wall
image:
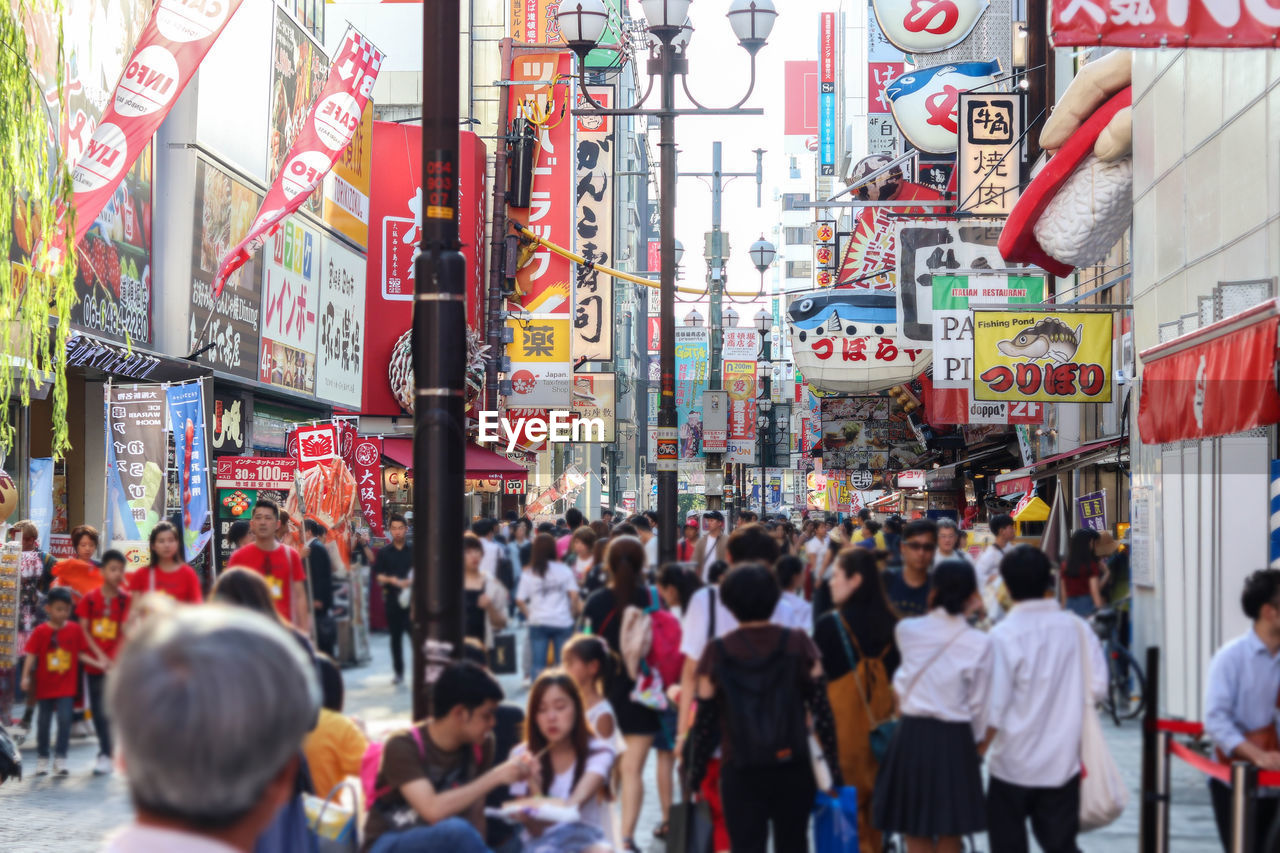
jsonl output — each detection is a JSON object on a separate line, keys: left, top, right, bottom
{"left": 1130, "top": 50, "right": 1280, "bottom": 719}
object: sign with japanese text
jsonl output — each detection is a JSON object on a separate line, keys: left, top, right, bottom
{"left": 1077, "top": 489, "right": 1107, "bottom": 532}
{"left": 1051, "top": 0, "right": 1280, "bottom": 48}
{"left": 166, "top": 382, "right": 211, "bottom": 561}
{"left": 869, "top": 62, "right": 904, "bottom": 114}
{"left": 460, "top": 131, "right": 489, "bottom": 333}
{"left": 839, "top": 182, "right": 944, "bottom": 289}
{"left": 820, "top": 12, "right": 836, "bottom": 176}
{"left": 315, "top": 236, "right": 365, "bottom": 409}
{"left": 509, "top": 0, "right": 623, "bottom": 65}
{"left": 571, "top": 373, "right": 616, "bottom": 443}
{"left": 868, "top": 114, "right": 902, "bottom": 155}
{"left": 702, "top": 389, "right": 729, "bottom": 453}
{"left": 675, "top": 327, "right": 709, "bottom": 459}
{"left": 69, "top": 0, "right": 247, "bottom": 249}
{"left": 211, "top": 389, "right": 246, "bottom": 455}
{"left": 293, "top": 424, "right": 339, "bottom": 471}
{"left": 323, "top": 102, "right": 373, "bottom": 248}
{"left": 886, "top": 60, "right": 1002, "bottom": 155}
{"left": 215, "top": 456, "right": 297, "bottom": 567}
{"left": 788, "top": 291, "right": 931, "bottom": 394}
{"left": 104, "top": 384, "right": 167, "bottom": 544}
{"left": 260, "top": 218, "right": 319, "bottom": 395}
{"left": 871, "top": 0, "right": 991, "bottom": 53}
{"left": 215, "top": 25, "right": 383, "bottom": 297}
{"left": 573, "top": 85, "right": 615, "bottom": 361}
{"left": 647, "top": 317, "right": 661, "bottom": 352}
{"left": 932, "top": 274, "right": 1044, "bottom": 389}
{"left": 958, "top": 93, "right": 1022, "bottom": 216}
{"left": 973, "top": 310, "right": 1114, "bottom": 403}
{"left": 725, "top": 360, "right": 757, "bottom": 464}
{"left": 506, "top": 315, "right": 573, "bottom": 406}
{"left": 820, "top": 396, "right": 927, "bottom": 489}
{"left": 351, "top": 437, "right": 385, "bottom": 536}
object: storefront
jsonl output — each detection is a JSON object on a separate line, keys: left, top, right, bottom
{"left": 379, "top": 438, "right": 531, "bottom": 523}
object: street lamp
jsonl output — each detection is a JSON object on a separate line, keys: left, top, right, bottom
{"left": 754, "top": 308, "right": 774, "bottom": 517}
{"left": 562, "top": 0, "right": 778, "bottom": 564}
{"left": 684, "top": 308, "right": 704, "bottom": 327}
{"left": 723, "top": 306, "right": 739, "bottom": 327}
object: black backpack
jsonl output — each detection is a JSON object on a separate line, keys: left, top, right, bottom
{"left": 712, "top": 629, "right": 809, "bottom": 770}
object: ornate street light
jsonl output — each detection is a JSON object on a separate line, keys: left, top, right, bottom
{"left": 557, "top": 0, "right": 612, "bottom": 49}
{"left": 723, "top": 306, "right": 739, "bottom": 327}
{"left": 727, "top": 0, "right": 779, "bottom": 55}
{"left": 749, "top": 236, "right": 776, "bottom": 273}
{"left": 684, "top": 308, "right": 704, "bottom": 327}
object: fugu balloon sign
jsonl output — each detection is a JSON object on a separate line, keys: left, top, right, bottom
{"left": 871, "top": 0, "right": 991, "bottom": 54}
{"left": 886, "top": 60, "right": 1002, "bottom": 154}
{"left": 788, "top": 291, "right": 931, "bottom": 394}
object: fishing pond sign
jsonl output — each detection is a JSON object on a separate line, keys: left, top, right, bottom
{"left": 971, "top": 310, "right": 1114, "bottom": 404}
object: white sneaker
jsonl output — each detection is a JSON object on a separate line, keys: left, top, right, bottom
{"left": 34, "top": 758, "right": 49, "bottom": 777}
{"left": 71, "top": 720, "right": 93, "bottom": 738}
{"left": 93, "top": 754, "right": 113, "bottom": 776}
{"left": 53, "top": 758, "right": 68, "bottom": 776}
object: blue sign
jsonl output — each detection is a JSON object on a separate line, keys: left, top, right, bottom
{"left": 29, "top": 458, "right": 53, "bottom": 550}
{"left": 166, "top": 382, "right": 213, "bottom": 561}
{"left": 819, "top": 91, "right": 836, "bottom": 175}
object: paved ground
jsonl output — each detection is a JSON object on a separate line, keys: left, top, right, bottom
{"left": 0, "top": 624, "right": 1224, "bottom": 851}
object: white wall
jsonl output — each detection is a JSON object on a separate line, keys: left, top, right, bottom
{"left": 194, "top": 0, "right": 275, "bottom": 183}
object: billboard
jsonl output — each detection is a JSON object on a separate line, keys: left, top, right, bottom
{"left": 315, "top": 236, "right": 365, "bottom": 408}
{"left": 323, "top": 102, "right": 373, "bottom": 248}
{"left": 267, "top": 5, "right": 330, "bottom": 217}
{"left": 573, "top": 86, "right": 615, "bottom": 361}
{"left": 972, "top": 311, "right": 1114, "bottom": 404}
{"left": 259, "top": 218, "right": 319, "bottom": 395}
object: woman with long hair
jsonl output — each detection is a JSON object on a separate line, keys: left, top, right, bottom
{"left": 126, "top": 521, "right": 202, "bottom": 604}
{"left": 516, "top": 533, "right": 580, "bottom": 679}
{"left": 581, "top": 536, "right": 660, "bottom": 853}
{"left": 814, "top": 547, "right": 901, "bottom": 852}
{"left": 657, "top": 563, "right": 702, "bottom": 618}
{"left": 1060, "top": 528, "right": 1104, "bottom": 617}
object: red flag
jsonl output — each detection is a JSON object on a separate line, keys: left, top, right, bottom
{"left": 69, "top": 0, "right": 247, "bottom": 249}
{"left": 351, "top": 436, "right": 385, "bottom": 537}
{"left": 212, "top": 26, "right": 384, "bottom": 299}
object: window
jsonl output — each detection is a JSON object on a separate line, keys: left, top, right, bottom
{"left": 784, "top": 226, "right": 813, "bottom": 245}
{"left": 782, "top": 193, "right": 810, "bottom": 211}
{"left": 785, "top": 261, "right": 812, "bottom": 279}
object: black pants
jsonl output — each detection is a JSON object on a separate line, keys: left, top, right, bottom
{"left": 86, "top": 673, "right": 113, "bottom": 757}
{"left": 1209, "top": 780, "right": 1280, "bottom": 852}
{"left": 720, "top": 760, "right": 815, "bottom": 853}
{"left": 386, "top": 599, "right": 409, "bottom": 678}
{"left": 36, "top": 696, "right": 73, "bottom": 759}
{"left": 987, "top": 774, "right": 1081, "bottom": 853}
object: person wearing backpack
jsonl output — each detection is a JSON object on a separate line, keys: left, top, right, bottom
{"left": 814, "top": 546, "right": 900, "bottom": 853}
{"left": 687, "top": 563, "right": 843, "bottom": 853}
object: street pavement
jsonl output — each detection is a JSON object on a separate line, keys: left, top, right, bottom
{"left": 0, "top": 623, "right": 1224, "bottom": 852}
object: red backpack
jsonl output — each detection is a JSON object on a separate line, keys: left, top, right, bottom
{"left": 645, "top": 587, "right": 684, "bottom": 686}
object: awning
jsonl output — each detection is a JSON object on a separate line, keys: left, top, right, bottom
{"left": 926, "top": 441, "right": 1020, "bottom": 490}
{"left": 868, "top": 491, "right": 901, "bottom": 510}
{"left": 381, "top": 438, "right": 529, "bottom": 482}
{"left": 65, "top": 332, "right": 212, "bottom": 384}
{"left": 992, "top": 437, "right": 1126, "bottom": 489}
{"left": 1138, "top": 298, "right": 1280, "bottom": 444}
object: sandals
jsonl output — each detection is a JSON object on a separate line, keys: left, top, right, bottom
{"left": 623, "top": 839, "right": 642, "bottom": 852}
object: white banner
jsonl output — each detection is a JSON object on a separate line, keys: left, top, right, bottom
{"left": 315, "top": 237, "right": 366, "bottom": 408}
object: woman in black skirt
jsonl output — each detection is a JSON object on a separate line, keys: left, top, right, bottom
{"left": 873, "top": 559, "right": 993, "bottom": 852}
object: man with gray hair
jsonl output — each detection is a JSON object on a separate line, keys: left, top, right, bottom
{"left": 102, "top": 603, "right": 320, "bottom": 852}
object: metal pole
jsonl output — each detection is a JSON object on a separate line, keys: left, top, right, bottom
{"left": 484, "top": 38, "right": 514, "bottom": 412}
{"left": 706, "top": 141, "right": 724, "bottom": 514}
{"left": 1230, "top": 762, "right": 1258, "bottom": 853}
{"left": 657, "top": 46, "right": 678, "bottom": 565}
{"left": 761, "top": 334, "right": 771, "bottom": 519}
{"left": 1025, "top": 0, "right": 1048, "bottom": 164}
{"left": 413, "top": 0, "right": 466, "bottom": 720}
{"left": 1141, "top": 646, "right": 1163, "bottom": 853}
{"left": 1154, "top": 730, "right": 1171, "bottom": 853}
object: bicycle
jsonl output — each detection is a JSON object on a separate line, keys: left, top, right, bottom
{"left": 1090, "top": 600, "right": 1146, "bottom": 725}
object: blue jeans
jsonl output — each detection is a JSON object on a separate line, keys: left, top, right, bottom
{"left": 37, "top": 696, "right": 73, "bottom": 759}
{"left": 529, "top": 624, "right": 574, "bottom": 680}
{"left": 1065, "top": 595, "right": 1095, "bottom": 618}
{"left": 369, "top": 817, "right": 490, "bottom": 853}
{"left": 87, "top": 673, "right": 113, "bottom": 757}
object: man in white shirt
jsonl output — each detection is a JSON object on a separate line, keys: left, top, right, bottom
{"left": 471, "top": 518, "right": 500, "bottom": 578}
{"left": 974, "top": 513, "right": 1016, "bottom": 622}
{"left": 983, "top": 545, "right": 1107, "bottom": 853}
{"left": 630, "top": 514, "right": 659, "bottom": 571}
{"left": 692, "top": 510, "right": 727, "bottom": 581}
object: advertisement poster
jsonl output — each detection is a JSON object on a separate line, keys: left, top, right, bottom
{"left": 675, "top": 327, "right": 709, "bottom": 460}
{"left": 28, "top": 458, "right": 54, "bottom": 550}
{"left": 190, "top": 158, "right": 264, "bottom": 380}
{"left": 211, "top": 389, "right": 246, "bottom": 455}
{"left": 323, "top": 103, "right": 373, "bottom": 248}
{"left": 932, "top": 274, "right": 1045, "bottom": 389}
{"left": 351, "top": 436, "right": 385, "bottom": 537}
{"left": 315, "top": 236, "right": 366, "bottom": 408}
{"left": 105, "top": 384, "right": 168, "bottom": 543}
{"left": 165, "top": 382, "right": 212, "bottom": 561}
{"left": 820, "top": 396, "right": 928, "bottom": 488}
{"left": 267, "top": 5, "right": 331, "bottom": 217}
{"left": 573, "top": 85, "right": 615, "bottom": 361}
{"left": 75, "top": 152, "right": 153, "bottom": 345}
{"left": 215, "top": 457, "right": 297, "bottom": 569}
{"left": 972, "top": 310, "right": 1114, "bottom": 404}
{"left": 506, "top": 315, "right": 573, "bottom": 407}
{"left": 260, "top": 218, "right": 320, "bottom": 394}
{"left": 571, "top": 374, "right": 616, "bottom": 443}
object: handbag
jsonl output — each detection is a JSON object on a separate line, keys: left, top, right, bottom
{"left": 489, "top": 632, "right": 518, "bottom": 675}
{"left": 304, "top": 782, "right": 359, "bottom": 853}
{"left": 1076, "top": 621, "right": 1128, "bottom": 831}
{"left": 813, "top": 786, "right": 860, "bottom": 853}
{"left": 669, "top": 776, "right": 714, "bottom": 853}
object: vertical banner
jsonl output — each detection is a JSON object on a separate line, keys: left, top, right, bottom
{"left": 724, "top": 329, "right": 759, "bottom": 464}
{"left": 315, "top": 236, "right": 366, "bottom": 408}
{"left": 166, "top": 382, "right": 212, "bottom": 561}
{"left": 352, "top": 437, "right": 385, "bottom": 537}
{"left": 958, "top": 93, "right": 1023, "bottom": 216}
{"left": 1077, "top": 490, "right": 1107, "bottom": 532}
{"left": 573, "top": 85, "right": 615, "bottom": 361}
{"left": 819, "top": 12, "right": 836, "bottom": 177}
{"left": 260, "top": 219, "right": 320, "bottom": 395}
{"left": 105, "top": 384, "right": 168, "bottom": 543}
{"left": 459, "top": 131, "right": 489, "bottom": 334}
{"left": 70, "top": 0, "right": 249, "bottom": 247}
{"left": 28, "top": 459, "right": 54, "bottom": 550}
{"left": 675, "top": 327, "right": 709, "bottom": 459}
{"left": 293, "top": 424, "right": 340, "bottom": 472}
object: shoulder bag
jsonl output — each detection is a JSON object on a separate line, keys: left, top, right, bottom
{"left": 1076, "top": 620, "right": 1128, "bottom": 830}
{"left": 835, "top": 615, "right": 898, "bottom": 762}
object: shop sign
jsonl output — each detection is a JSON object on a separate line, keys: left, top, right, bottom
{"left": 459, "top": 131, "right": 488, "bottom": 333}
{"left": 647, "top": 317, "right": 661, "bottom": 352}
{"left": 571, "top": 373, "right": 616, "bottom": 443}
{"left": 868, "top": 115, "right": 901, "bottom": 155}
{"left": 1077, "top": 489, "right": 1107, "bottom": 532}
{"left": 65, "top": 333, "right": 162, "bottom": 381}
{"left": 510, "top": 0, "right": 623, "bottom": 66}
{"left": 506, "top": 315, "right": 572, "bottom": 407}
{"left": 996, "top": 475, "right": 1031, "bottom": 497}
{"left": 104, "top": 384, "right": 167, "bottom": 544}
{"left": 293, "top": 424, "right": 339, "bottom": 471}
{"left": 895, "top": 223, "right": 1015, "bottom": 344}
{"left": 957, "top": 93, "right": 1022, "bottom": 216}
{"left": 573, "top": 85, "right": 615, "bottom": 361}
{"left": 788, "top": 291, "right": 930, "bottom": 395}
{"left": 323, "top": 103, "right": 373, "bottom": 248}
{"left": 839, "top": 182, "right": 944, "bottom": 289}
{"left": 869, "top": 62, "right": 904, "bottom": 114}
{"left": 315, "top": 237, "right": 366, "bottom": 409}
{"left": 211, "top": 390, "right": 245, "bottom": 454}
{"left": 886, "top": 60, "right": 1002, "bottom": 155}
{"left": 350, "top": 436, "right": 384, "bottom": 536}
{"left": 820, "top": 12, "right": 836, "bottom": 176}
{"left": 676, "top": 327, "right": 709, "bottom": 459}
{"left": 260, "top": 218, "right": 320, "bottom": 395}
{"left": 972, "top": 310, "right": 1114, "bottom": 404}
{"left": 214, "top": 456, "right": 298, "bottom": 566}
{"left": 1051, "top": 0, "right": 1280, "bottom": 48}
{"left": 871, "top": 0, "right": 991, "bottom": 54}
{"left": 165, "top": 382, "right": 212, "bottom": 561}
{"left": 897, "top": 469, "right": 926, "bottom": 489}
{"left": 933, "top": 274, "right": 1045, "bottom": 390}
{"left": 820, "top": 396, "right": 928, "bottom": 489}
{"left": 190, "top": 158, "right": 264, "bottom": 380}
{"left": 505, "top": 478, "right": 528, "bottom": 496}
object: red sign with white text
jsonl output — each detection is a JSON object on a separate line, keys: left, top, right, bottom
{"left": 216, "top": 457, "right": 299, "bottom": 491}
{"left": 820, "top": 12, "right": 836, "bottom": 83}
{"left": 1053, "top": 0, "right": 1280, "bottom": 48}
{"left": 294, "top": 425, "right": 339, "bottom": 471}
{"left": 213, "top": 26, "right": 384, "bottom": 298}
{"left": 869, "top": 62, "right": 904, "bottom": 115}
{"left": 70, "top": 0, "right": 247, "bottom": 249}
{"left": 351, "top": 437, "right": 385, "bottom": 536}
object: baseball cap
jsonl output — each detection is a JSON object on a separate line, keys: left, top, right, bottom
{"left": 704, "top": 510, "right": 725, "bottom": 523}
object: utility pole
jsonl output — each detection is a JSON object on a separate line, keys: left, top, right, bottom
{"left": 413, "top": 0, "right": 466, "bottom": 719}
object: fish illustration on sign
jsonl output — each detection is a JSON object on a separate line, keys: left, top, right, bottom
{"left": 996, "top": 317, "right": 1082, "bottom": 364}
{"left": 788, "top": 292, "right": 897, "bottom": 337}
{"left": 886, "top": 60, "right": 1002, "bottom": 154}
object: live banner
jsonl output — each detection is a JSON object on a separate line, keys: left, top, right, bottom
{"left": 351, "top": 436, "right": 385, "bottom": 537}
{"left": 165, "top": 381, "right": 212, "bottom": 561}
{"left": 71, "top": 0, "right": 247, "bottom": 248}
{"left": 213, "top": 26, "right": 384, "bottom": 298}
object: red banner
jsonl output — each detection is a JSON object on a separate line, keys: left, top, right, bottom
{"left": 1138, "top": 311, "right": 1280, "bottom": 444}
{"left": 1052, "top": 0, "right": 1280, "bottom": 48}
{"left": 212, "top": 26, "right": 384, "bottom": 298}
{"left": 70, "top": 0, "right": 246, "bottom": 248}
{"left": 459, "top": 132, "right": 488, "bottom": 331}
{"left": 215, "top": 457, "right": 298, "bottom": 490}
{"left": 351, "top": 436, "right": 385, "bottom": 536}
{"left": 293, "top": 424, "right": 339, "bottom": 472}
{"left": 337, "top": 419, "right": 358, "bottom": 470}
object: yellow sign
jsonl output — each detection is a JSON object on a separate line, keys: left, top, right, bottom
{"left": 972, "top": 311, "right": 1113, "bottom": 404}
{"left": 323, "top": 103, "right": 373, "bottom": 248}
{"left": 506, "top": 316, "right": 571, "bottom": 363}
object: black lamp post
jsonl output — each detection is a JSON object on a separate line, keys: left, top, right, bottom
{"left": 754, "top": 307, "right": 774, "bottom": 519}
{"left": 559, "top": 0, "right": 778, "bottom": 564}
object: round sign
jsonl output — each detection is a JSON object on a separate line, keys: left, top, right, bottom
{"left": 871, "top": 0, "right": 991, "bottom": 55}
{"left": 72, "top": 123, "right": 129, "bottom": 193}
{"left": 157, "top": 0, "right": 232, "bottom": 42}
{"left": 282, "top": 150, "right": 333, "bottom": 200}
{"left": 354, "top": 440, "right": 380, "bottom": 468}
{"left": 116, "top": 45, "right": 181, "bottom": 117}
{"left": 313, "top": 93, "right": 362, "bottom": 151}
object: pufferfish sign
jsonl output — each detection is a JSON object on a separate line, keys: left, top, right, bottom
{"left": 788, "top": 291, "right": 932, "bottom": 394}
{"left": 886, "top": 60, "right": 1002, "bottom": 154}
{"left": 972, "top": 310, "right": 1113, "bottom": 404}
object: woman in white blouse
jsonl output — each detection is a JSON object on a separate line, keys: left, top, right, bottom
{"left": 872, "top": 559, "right": 993, "bottom": 853}
{"left": 516, "top": 533, "right": 581, "bottom": 680}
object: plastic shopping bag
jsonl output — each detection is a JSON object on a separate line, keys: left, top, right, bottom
{"left": 813, "top": 786, "right": 860, "bottom": 853}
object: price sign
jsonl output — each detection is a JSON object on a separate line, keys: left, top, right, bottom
{"left": 216, "top": 457, "right": 299, "bottom": 490}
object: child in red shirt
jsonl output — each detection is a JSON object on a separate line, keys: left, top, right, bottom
{"left": 77, "top": 549, "right": 132, "bottom": 776}
{"left": 127, "top": 520, "right": 203, "bottom": 605}
{"left": 22, "top": 587, "right": 108, "bottom": 776}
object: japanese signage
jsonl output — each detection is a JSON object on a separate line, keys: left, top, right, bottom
{"left": 896, "top": 223, "right": 1020, "bottom": 344}
{"left": 839, "top": 182, "right": 944, "bottom": 289}
{"left": 1051, "top": 0, "right": 1280, "bottom": 48}
{"left": 675, "top": 327, "right": 709, "bottom": 459}
{"left": 315, "top": 236, "right": 366, "bottom": 408}
{"left": 932, "top": 274, "right": 1045, "bottom": 389}
{"left": 323, "top": 103, "right": 373, "bottom": 248}
{"left": 819, "top": 12, "right": 836, "bottom": 176}
{"left": 507, "top": 52, "right": 574, "bottom": 314}
{"left": 820, "top": 396, "right": 928, "bottom": 489}
{"left": 165, "top": 382, "right": 211, "bottom": 561}
{"left": 869, "top": 62, "right": 904, "bottom": 114}
{"left": 351, "top": 437, "right": 385, "bottom": 537}
{"left": 573, "top": 85, "right": 615, "bottom": 361}
{"left": 509, "top": 0, "right": 623, "bottom": 66}
{"left": 69, "top": 0, "right": 247, "bottom": 248}
{"left": 868, "top": 115, "right": 902, "bottom": 155}
{"left": 647, "top": 317, "right": 661, "bottom": 352}
{"left": 260, "top": 218, "right": 320, "bottom": 394}
{"left": 972, "top": 310, "right": 1114, "bottom": 403}
{"left": 702, "top": 389, "right": 729, "bottom": 453}
{"left": 75, "top": 152, "right": 153, "bottom": 345}
{"left": 571, "top": 373, "right": 616, "bottom": 443}
{"left": 104, "top": 384, "right": 168, "bottom": 544}
{"left": 215, "top": 457, "right": 297, "bottom": 568}
{"left": 460, "top": 131, "right": 489, "bottom": 333}
{"left": 266, "top": 6, "right": 331, "bottom": 219}
{"left": 0, "top": 546, "right": 17, "bottom": 701}
{"left": 958, "top": 93, "right": 1022, "bottom": 216}
{"left": 190, "top": 158, "right": 264, "bottom": 380}
{"left": 506, "top": 316, "right": 573, "bottom": 406}
{"left": 293, "top": 424, "right": 339, "bottom": 471}
{"left": 1077, "top": 489, "right": 1107, "bottom": 532}
{"left": 886, "top": 60, "right": 1002, "bottom": 154}
{"left": 723, "top": 329, "right": 757, "bottom": 462}
{"left": 870, "top": 0, "right": 991, "bottom": 53}
{"left": 210, "top": 390, "right": 246, "bottom": 455}
{"left": 788, "top": 291, "right": 930, "bottom": 395}
{"left": 216, "top": 25, "right": 382, "bottom": 296}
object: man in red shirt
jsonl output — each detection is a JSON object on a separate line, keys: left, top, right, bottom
{"left": 22, "top": 588, "right": 108, "bottom": 775}
{"left": 228, "top": 498, "right": 310, "bottom": 631}
{"left": 77, "top": 549, "right": 132, "bottom": 775}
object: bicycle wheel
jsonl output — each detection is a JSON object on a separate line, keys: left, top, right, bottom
{"left": 1108, "top": 645, "right": 1146, "bottom": 721}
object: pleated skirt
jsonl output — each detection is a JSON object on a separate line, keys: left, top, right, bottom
{"left": 871, "top": 715, "right": 987, "bottom": 838}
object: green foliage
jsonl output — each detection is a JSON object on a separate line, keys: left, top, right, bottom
{"left": 677, "top": 493, "right": 706, "bottom": 517}
{"left": 0, "top": 0, "right": 76, "bottom": 457}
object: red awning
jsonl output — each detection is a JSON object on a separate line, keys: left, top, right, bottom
{"left": 381, "top": 437, "right": 529, "bottom": 482}
{"left": 1138, "top": 299, "right": 1280, "bottom": 444}
{"left": 992, "top": 437, "right": 1125, "bottom": 486}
